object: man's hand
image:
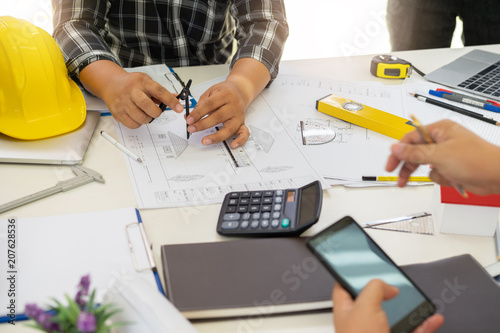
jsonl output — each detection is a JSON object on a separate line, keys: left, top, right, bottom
{"left": 185, "top": 58, "right": 270, "bottom": 148}
{"left": 80, "top": 60, "right": 184, "bottom": 128}
{"left": 333, "top": 280, "right": 444, "bottom": 333}
{"left": 186, "top": 79, "right": 250, "bottom": 147}
{"left": 386, "top": 119, "right": 500, "bottom": 195}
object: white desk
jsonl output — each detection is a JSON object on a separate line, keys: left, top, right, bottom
{"left": 1, "top": 45, "right": 499, "bottom": 333}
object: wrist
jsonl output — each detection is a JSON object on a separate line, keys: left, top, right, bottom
{"left": 80, "top": 60, "right": 127, "bottom": 100}
{"left": 226, "top": 58, "right": 271, "bottom": 106}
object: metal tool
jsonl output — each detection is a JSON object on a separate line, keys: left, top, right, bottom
{"left": 158, "top": 79, "right": 193, "bottom": 139}
{"left": 370, "top": 55, "right": 425, "bottom": 79}
{"left": 0, "top": 166, "right": 105, "bottom": 214}
{"left": 361, "top": 212, "right": 434, "bottom": 235}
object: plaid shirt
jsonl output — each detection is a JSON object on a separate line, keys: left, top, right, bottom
{"left": 52, "top": 0, "right": 289, "bottom": 84}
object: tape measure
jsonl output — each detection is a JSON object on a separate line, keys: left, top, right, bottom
{"left": 370, "top": 55, "right": 425, "bottom": 79}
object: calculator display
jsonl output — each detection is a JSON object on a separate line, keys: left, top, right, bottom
{"left": 298, "top": 183, "right": 318, "bottom": 225}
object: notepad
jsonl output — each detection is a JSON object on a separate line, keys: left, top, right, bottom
{"left": 161, "top": 237, "right": 334, "bottom": 319}
{"left": 0, "top": 207, "right": 157, "bottom": 319}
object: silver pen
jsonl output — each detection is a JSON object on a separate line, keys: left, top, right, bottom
{"left": 101, "top": 130, "right": 143, "bottom": 163}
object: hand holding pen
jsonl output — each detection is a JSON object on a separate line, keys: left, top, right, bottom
{"left": 409, "top": 115, "right": 467, "bottom": 198}
{"left": 386, "top": 118, "right": 500, "bottom": 196}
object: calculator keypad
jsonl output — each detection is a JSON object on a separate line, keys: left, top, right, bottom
{"left": 220, "top": 189, "right": 289, "bottom": 233}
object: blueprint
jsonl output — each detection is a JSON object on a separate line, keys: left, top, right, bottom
{"left": 115, "top": 72, "right": 325, "bottom": 208}
{"left": 261, "top": 75, "right": 432, "bottom": 184}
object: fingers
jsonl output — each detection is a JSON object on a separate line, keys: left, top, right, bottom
{"left": 357, "top": 279, "right": 399, "bottom": 308}
{"left": 148, "top": 82, "right": 184, "bottom": 114}
{"left": 230, "top": 125, "right": 250, "bottom": 148}
{"left": 109, "top": 73, "right": 184, "bottom": 129}
{"left": 332, "top": 283, "right": 355, "bottom": 323}
{"left": 111, "top": 109, "right": 142, "bottom": 129}
{"left": 187, "top": 83, "right": 247, "bottom": 145}
{"left": 188, "top": 102, "right": 244, "bottom": 135}
{"left": 412, "top": 314, "right": 444, "bottom": 333}
{"left": 200, "top": 119, "right": 249, "bottom": 146}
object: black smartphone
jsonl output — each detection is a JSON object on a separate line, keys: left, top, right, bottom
{"left": 307, "top": 216, "right": 436, "bottom": 333}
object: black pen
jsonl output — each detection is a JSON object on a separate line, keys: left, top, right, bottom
{"left": 410, "top": 93, "right": 500, "bottom": 126}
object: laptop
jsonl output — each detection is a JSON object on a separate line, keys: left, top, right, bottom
{"left": 0, "top": 111, "right": 100, "bottom": 165}
{"left": 424, "top": 49, "right": 500, "bottom": 99}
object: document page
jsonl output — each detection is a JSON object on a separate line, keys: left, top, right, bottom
{"left": 262, "top": 75, "right": 431, "bottom": 184}
{"left": 115, "top": 77, "right": 326, "bottom": 209}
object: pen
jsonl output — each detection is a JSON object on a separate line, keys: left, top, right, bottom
{"left": 429, "top": 88, "right": 500, "bottom": 113}
{"left": 410, "top": 93, "right": 500, "bottom": 126}
{"left": 100, "top": 130, "right": 143, "bottom": 163}
{"left": 135, "top": 210, "right": 166, "bottom": 296}
{"left": 362, "top": 176, "right": 432, "bottom": 182}
{"left": 409, "top": 114, "right": 468, "bottom": 198}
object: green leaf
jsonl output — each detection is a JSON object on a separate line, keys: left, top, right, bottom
{"left": 65, "top": 294, "right": 81, "bottom": 319}
{"left": 86, "top": 289, "right": 97, "bottom": 312}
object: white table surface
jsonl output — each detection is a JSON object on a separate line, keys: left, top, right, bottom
{"left": 2, "top": 44, "right": 500, "bottom": 333}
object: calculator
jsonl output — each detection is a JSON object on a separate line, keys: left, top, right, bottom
{"left": 216, "top": 181, "right": 322, "bottom": 236}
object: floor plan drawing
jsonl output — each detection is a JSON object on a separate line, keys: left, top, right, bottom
{"left": 115, "top": 76, "right": 325, "bottom": 208}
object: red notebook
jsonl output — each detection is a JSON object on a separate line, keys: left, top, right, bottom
{"left": 440, "top": 186, "right": 500, "bottom": 207}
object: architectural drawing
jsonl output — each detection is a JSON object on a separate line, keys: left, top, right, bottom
{"left": 115, "top": 75, "right": 325, "bottom": 209}
{"left": 248, "top": 125, "right": 274, "bottom": 153}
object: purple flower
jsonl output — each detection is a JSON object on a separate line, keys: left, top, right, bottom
{"left": 75, "top": 290, "right": 85, "bottom": 307}
{"left": 77, "top": 311, "right": 96, "bottom": 333}
{"left": 25, "top": 303, "right": 44, "bottom": 322}
{"left": 78, "top": 274, "right": 91, "bottom": 294}
{"left": 25, "top": 303, "right": 60, "bottom": 332}
{"left": 75, "top": 274, "right": 91, "bottom": 307}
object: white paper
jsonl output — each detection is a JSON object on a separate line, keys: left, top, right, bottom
{"left": 115, "top": 76, "right": 326, "bottom": 209}
{"left": 262, "top": 75, "right": 431, "bottom": 184}
{"left": 0, "top": 207, "right": 157, "bottom": 317}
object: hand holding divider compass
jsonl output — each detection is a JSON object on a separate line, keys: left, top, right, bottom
{"left": 156, "top": 78, "right": 193, "bottom": 139}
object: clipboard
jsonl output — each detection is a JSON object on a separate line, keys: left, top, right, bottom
{"left": 0, "top": 207, "right": 163, "bottom": 322}
{"left": 125, "top": 210, "right": 165, "bottom": 296}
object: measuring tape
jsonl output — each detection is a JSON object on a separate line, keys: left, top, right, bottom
{"left": 370, "top": 55, "right": 425, "bottom": 79}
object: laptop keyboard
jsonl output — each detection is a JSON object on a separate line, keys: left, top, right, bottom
{"left": 458, "top": 61, "right": 500, "bottom": 97}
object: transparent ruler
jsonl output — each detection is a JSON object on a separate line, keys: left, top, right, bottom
{"left": 361, "top": 212, "right": 434, "bottom": 235}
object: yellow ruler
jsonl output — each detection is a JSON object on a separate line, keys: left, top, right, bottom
{"left": 316, "top": 94, "right": 415, "bottom": 140}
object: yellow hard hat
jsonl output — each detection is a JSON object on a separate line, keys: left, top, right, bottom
{"left": 0, "top": 16, "right": 86, "bottom": 140}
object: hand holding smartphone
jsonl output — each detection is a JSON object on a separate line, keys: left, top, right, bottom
{"left": 307, "top": 216, "right": 436, "bottom": 333}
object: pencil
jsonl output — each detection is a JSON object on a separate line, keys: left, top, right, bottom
{"left": 410, "top": 93, "right": 500, "bottom": 126}
{"left": 409, "top": 114, "right": 467, "bottom": 198}
{"left": 362, "top": 176, "right": 432, "bottom": 182}
{"left": 101, "top": 130, "right": 143, "bottom": 163}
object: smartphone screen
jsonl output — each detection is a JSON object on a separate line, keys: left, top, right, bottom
{"left": 307, "top": 216, "right": 435, "bottom": 332}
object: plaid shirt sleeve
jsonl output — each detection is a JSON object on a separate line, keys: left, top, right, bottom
{"left": 230, "top": 0, "right": 289, "bottom": 82}
{"left": 52, "top": 0, "right": 288, "bottom": 84}
{"left": 52, "top": 0, "right": 122, "bottom": 83}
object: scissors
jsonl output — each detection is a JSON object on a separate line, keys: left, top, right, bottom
{"left": 156, "top": 78, "right": 193, "bottom": 139}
